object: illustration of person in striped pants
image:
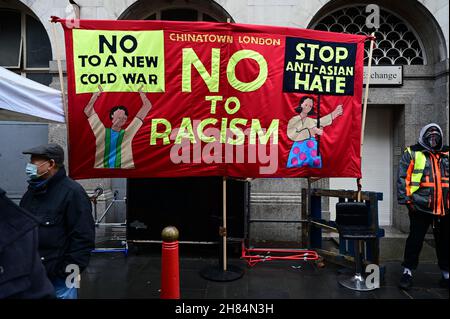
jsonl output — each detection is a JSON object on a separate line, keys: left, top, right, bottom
{"left": 84, "top": 85, "right": 152, "bottom": 169}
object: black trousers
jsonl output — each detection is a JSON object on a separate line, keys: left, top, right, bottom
{"left": 402, "top": 210, "right": 449, "bottom": 272}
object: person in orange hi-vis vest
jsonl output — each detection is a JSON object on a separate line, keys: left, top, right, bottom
{"left": 397, "top": 123, "right": 449, "bottom": 290}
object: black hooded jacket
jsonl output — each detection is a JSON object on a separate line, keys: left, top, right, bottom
{"left": 397, "top": 124, "right": 449, "bottom": 215}
{"left": 0, "top": 188, "right": 55, "bottom": 298}
{"left": 19, "top": 167, "right": 95, "bottom": 280}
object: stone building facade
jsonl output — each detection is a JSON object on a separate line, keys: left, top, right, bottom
{"left": 0, "top": 0, "right": 448, "bottom": 239}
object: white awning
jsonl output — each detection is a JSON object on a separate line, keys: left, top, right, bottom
{"left": 0, "top": 67, "right": 65, "bottom": 123}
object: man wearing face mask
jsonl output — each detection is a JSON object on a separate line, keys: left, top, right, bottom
{"left": 397, "top": 123, "right": 449, "bottom": 290}
{"left": 19, "top": 143, "right": 95, "bottom": 299}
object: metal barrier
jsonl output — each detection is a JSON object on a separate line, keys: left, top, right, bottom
{"left": 241, "top": 181, "right": 320, "bottom": 266}
{"left": 90, "top": 188, "right": 128, "bottom": 256}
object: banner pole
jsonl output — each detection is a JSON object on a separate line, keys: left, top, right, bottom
{"left": 50, "top": 21, "right": 68, "bottom": 122}
{"left": 200, "top": 176, "right": 243, "bottom": 282}
{"left": 361, "top": 33, "right": 375, "bottom": 159}
{"left": 222, "top": 176, "right": 227, "bottom": 272}
{"left": 223, "top": 16, "right": 230, "bottom": 272}
{"left": 50, "top": 19, "right": 72, "bottom": 171}
{"left": 358, "top": 32, "right": 375, "bottom": 196}
{"left": 200, "top": 16, "right": 244, "bottom": 281}
{"left": 317, "top": 94, "right": 321, "bottom": 156}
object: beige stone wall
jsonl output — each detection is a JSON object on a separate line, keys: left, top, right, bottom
{"left": 11, "top": 0, "right": 449, "bottom": 237}
{"left": 18, "top": 0, "right": 449, "bottom": 62}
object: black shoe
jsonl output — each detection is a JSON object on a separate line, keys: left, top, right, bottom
{"left": 399, "top": 273, "right": 413, "bottom": 290}
{"left": 439, "top": 277, "right": 449, "bottom": 289}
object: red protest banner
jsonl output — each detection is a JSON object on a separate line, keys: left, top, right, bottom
{"left": 54, "top": 18, "right": 369, "bottom": 179}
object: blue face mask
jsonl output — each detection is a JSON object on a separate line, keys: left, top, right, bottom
{"left": 25, "top": 161, "right": 49, "bottom": 180}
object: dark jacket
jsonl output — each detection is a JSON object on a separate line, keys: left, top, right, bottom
{"left": 0, "top": 187, "right": 55, "bottom": 298}
{"left": 19, "top": 167, "right": 95, "bottom": 280}
{"left": 397, "top": 144, "right": 449, "bottom": 215}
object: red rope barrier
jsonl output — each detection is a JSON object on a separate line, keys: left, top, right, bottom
{"left": 241, "top": 242, "right": 319, "bottom": 267}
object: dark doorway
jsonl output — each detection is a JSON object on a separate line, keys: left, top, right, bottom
{"left": 127, "top": 177, "right": 248, "bottom": 243}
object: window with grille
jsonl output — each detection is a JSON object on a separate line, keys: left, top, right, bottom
{"left": 312, "top": 6, "right": 425, "bottom": 65}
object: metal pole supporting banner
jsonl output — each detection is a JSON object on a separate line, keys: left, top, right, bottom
{"left": 199, "top": 177, "right": 244, "bottom": 282}
{"left": 50, "top": 19, "right": 71, "bottom": 170}
{"left": 222, "top": 176, "right": 227, "bottom": 271}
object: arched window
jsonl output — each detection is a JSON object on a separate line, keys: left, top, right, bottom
{"left": 0, "top": 8, "right": 52, "bottom": 85}
{"left": 311, "top": 5, "right": 425, "bottom": 65}
{"left": 146, "top": 8, "right": 220, "bottom": 22}
{"left": 119, "top": 0, "right": 232, "bottom": 22}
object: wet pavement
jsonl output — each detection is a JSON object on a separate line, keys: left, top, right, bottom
{"left": 79, "top": 239, "right": 449, "bottom": 299}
